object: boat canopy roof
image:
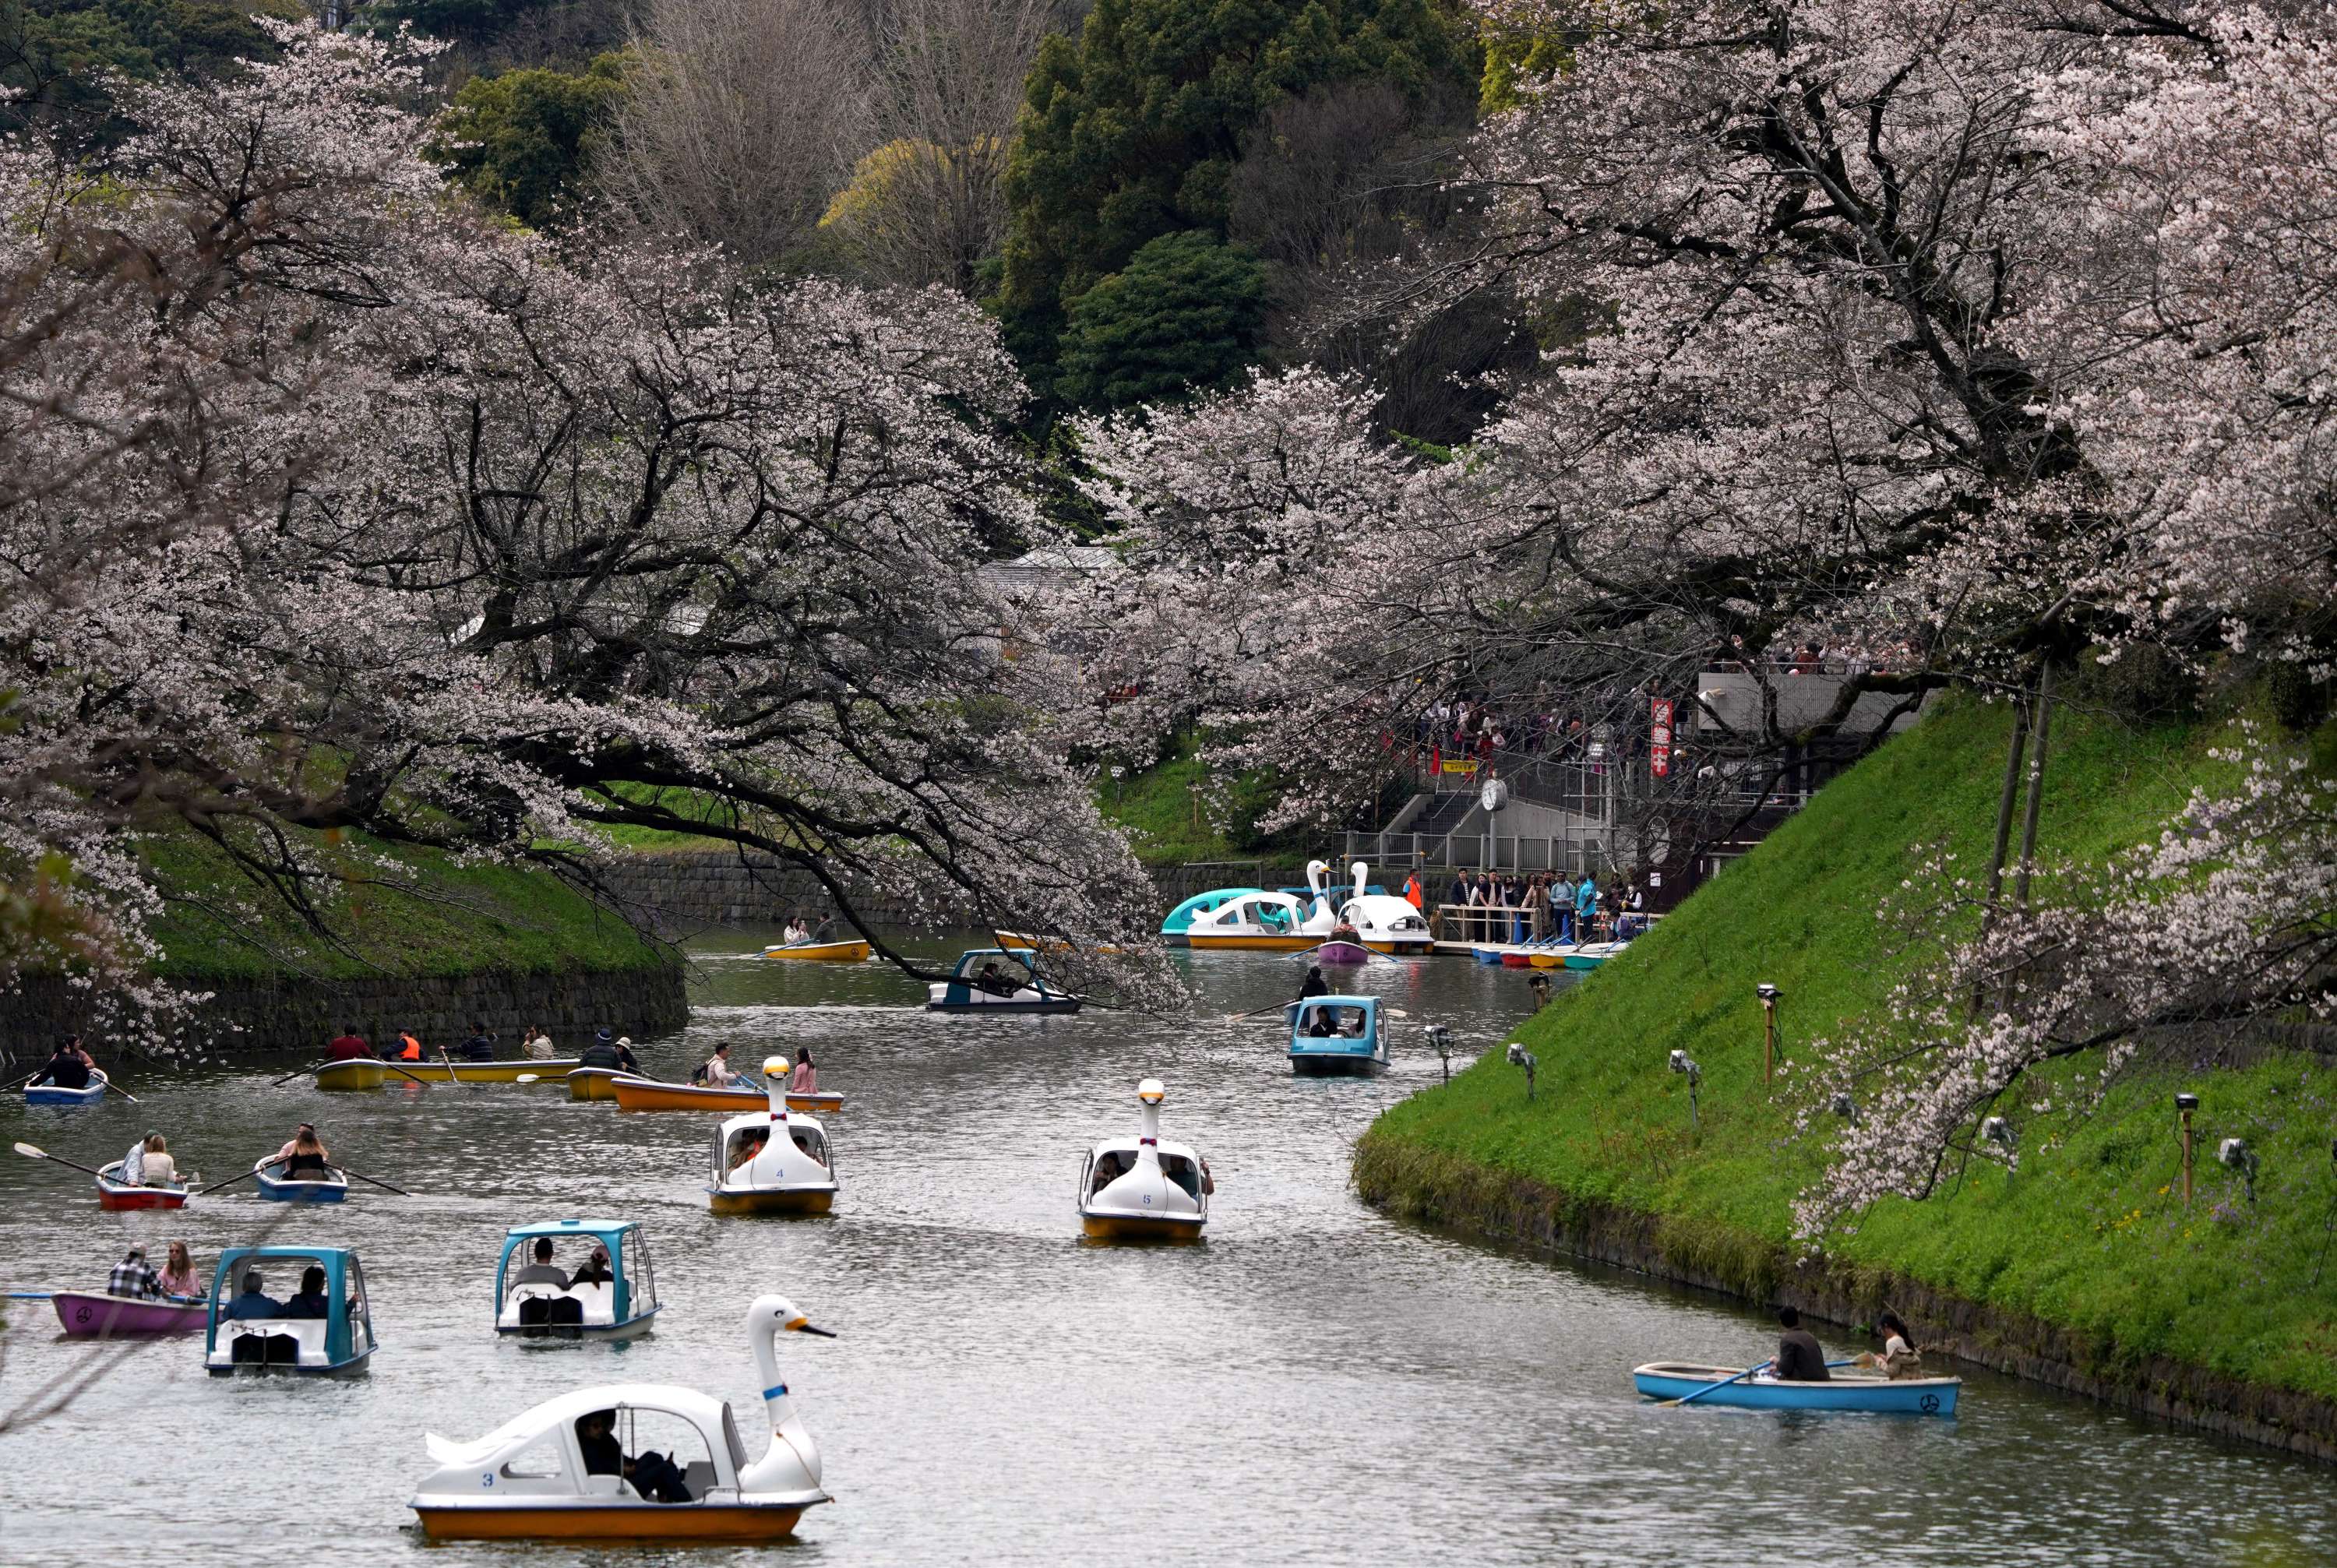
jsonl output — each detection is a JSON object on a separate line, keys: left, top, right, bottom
{"left": 424, "top": 1382, "right": 742, "bottom": 1471}
{"left": 1288, "top": 994, "right": 1380, "bottom": 1017}
{"left": 1160, "top": 887, "right": 1261, "bottom": 928}
{"left": 209, "top": 1244, "right": 360, "bottom": 1293}
{"left": 950, "top": 946, "right": 1038, "bottom": 974}
{"left": 498, "top": 1218, "right": 635, "bottom": 1270}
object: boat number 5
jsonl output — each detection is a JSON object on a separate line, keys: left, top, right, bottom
{"left": 1919, "top": 1394, "right": 1939, "bottom": 1414}
{"left": 1141, "top": 1194, "right": 1153, "bottom": 1207}
{"left": 480, "top": 1473, "right": 494, "bottom": 1489}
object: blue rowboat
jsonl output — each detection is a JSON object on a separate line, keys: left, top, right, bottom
{"left": 1471, "top": 946, "right": 1508, "bottom": 966}
{"left": 255, "top": 1164, "right": 350, "bottom": 1203}
{"left": 24, "top": 1076, "right": 107, "bottom": 1107}
{"left": 1632, "top": 1362, "right": 1960, "bottom": 1416}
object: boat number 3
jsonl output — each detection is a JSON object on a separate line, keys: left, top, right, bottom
{"left": 480, "top": 1473, "right": 494, "bottom": 1489}
{"left": 1919, "top": 1394, "right": 1939, "bottom": 1414}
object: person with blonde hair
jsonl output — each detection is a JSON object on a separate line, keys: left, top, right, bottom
{"left": 158, "top": 1241, "right": 203, "bottom": 1299}
{"left": 137, "top": 1133, "right": 179, "bottom": 1188}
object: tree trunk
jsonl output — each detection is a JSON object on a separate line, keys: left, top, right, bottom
{"left": 2011, "top": 661, "right": 2056, "bottom": 914}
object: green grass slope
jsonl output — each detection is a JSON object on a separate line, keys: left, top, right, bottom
{"left": 1359, "top": 696, "right": 2337, "bottom": 1401}
{"left": 143, "top": 825, "right": 671, "bottom": 981}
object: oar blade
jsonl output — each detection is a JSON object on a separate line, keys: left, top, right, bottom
{"left": 12, "top": 1141, "right": 47, "bottom": 1160}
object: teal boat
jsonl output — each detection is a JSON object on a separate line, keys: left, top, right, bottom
{"left": 1285, "top": 995, "right": 1387, "bottom": 1076}
{"left": 925, "top": 948, "right": 1082, "bottom": 1014}
{"left": 204, "top": 1245, "right": 375, "bottom": 1376}
{"left": 494, "top": 1218, "right": 661, "bottom": 1340}
{"left": 1160, "top": 888, "right": 1261, "bottom": 946}
{"left": 1631, "top": 1362, "right": 1960, "bottom": 1415}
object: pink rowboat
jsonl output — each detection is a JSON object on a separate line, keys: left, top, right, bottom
{"left": 1316, "top": 941, "right": 1371, "bottom": 965}
{"left": 96, "top": 1160, "right": 189, "bottom": 1210}
{"left": 51, "top": 1291, "right": 208, "bottom": 1337}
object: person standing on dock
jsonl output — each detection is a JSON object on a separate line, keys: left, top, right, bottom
{"left": 1574, "top": 874, "right": 1599, "bottom": 940}
{"left": 1402, "top": 871, "right": 1423, "bottom": 911}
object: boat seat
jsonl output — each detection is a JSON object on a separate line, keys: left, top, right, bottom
{"left": 682, "top": 1461, "right": 716, "bottom": 1499}
{"left": 563, "top": 1282, "right": 615, "bottom": 1324}
{"left": 224, "top": 1318, "right": 326, "bottom": 1365}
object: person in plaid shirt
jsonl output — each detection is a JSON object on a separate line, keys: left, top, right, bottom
{"left": 107, "top": 1245, "right": 161, "bottom": 1300}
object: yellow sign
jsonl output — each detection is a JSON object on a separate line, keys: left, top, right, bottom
{"left": 1438, "top": 759, "right": 1479, "bottom": 776}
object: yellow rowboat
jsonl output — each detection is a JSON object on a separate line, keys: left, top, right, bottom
{"left": 992, "top": 930, "right": 1129, "bottom": 956}
{"left": 313, "top": 1059, "right": 388, "bottom": 1091}
{"left": 1527, "top": 950, "right": 1569, "bottom": 969}
{"left": 760, "top": 939, "right": 870, "bottom": 963}
{"left": 566, "top": 1067, "right": 623, "bottom": 1101}
{"left": 707, "top": 1188, "right": 835, "bottom": 1217}
{"left": 610, "top": 1075, "right": 842, "bottom": 1116}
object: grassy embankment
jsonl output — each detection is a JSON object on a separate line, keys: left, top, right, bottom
{"left": 143, "top": 824, "right": 671, "bottom": 981}
{"left": 1356, "top": 696, "right": 2337, "bottom": 1404}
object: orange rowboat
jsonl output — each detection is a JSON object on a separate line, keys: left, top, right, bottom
{"left": 609, "top": 1075, "right": 841, "bottom": 1115}
{"left": 760, "top": 939, "right": 869, "bottom": 963}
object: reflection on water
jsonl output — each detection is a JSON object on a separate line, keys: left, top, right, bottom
{"left": 1, "top": 932, "right": 2331, "bottom": 1566}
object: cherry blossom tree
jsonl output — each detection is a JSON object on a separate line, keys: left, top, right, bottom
{"left": 0, "top": 23, "right": 1180, "bottom": 1029}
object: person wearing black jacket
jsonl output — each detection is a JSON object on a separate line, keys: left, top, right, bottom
{"left": 1298, "top": 965, "right": 1329, "bottom": 999}
{"left": 1774, "top": 1306, "right": 1831, "bottom": 1381}
{"left": 456, "top": 1021, "right": 498, "bottom": 1062}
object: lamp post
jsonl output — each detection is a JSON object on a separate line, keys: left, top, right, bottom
{"left": 1428, "top": 1024, "right": 1454, "bottom": 1085}
{"left": 2219, "top": 1137, "right": 2259, "bottom": 1206}
{"left": 1109, "top": 763, "right": 1126, "bottom": 808}
{"left": 1669, "top": 1049, "right": 1701, "bottom": 1126}
{"left": 1757, "top": 983, "right": 1782, "bottom": 1087}
{"left": 2176, "top": 1092, "right": 2198, "bottom": 1207}
{"left": 1506, "top": 1041, "right": 1537, "bottom": 1100}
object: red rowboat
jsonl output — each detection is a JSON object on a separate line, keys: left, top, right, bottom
{"left": 51, "top": 1291, "right": 208, "bottom": 1337}
{"left": 96, "top": 1160, "right": 188, "bottom": 1210}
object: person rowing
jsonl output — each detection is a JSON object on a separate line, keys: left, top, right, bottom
{"left": 260, "top": 1125, "right": 334, "bottom": 1182}
{"left": 577, "top": 1029, "right": 639, "bottom": 1073}
{"left": 700, "top": 1043, "right": 742, "bottom": 1088}
{"left": 30, "top": 1035, "right": 94, "bottom": 1091}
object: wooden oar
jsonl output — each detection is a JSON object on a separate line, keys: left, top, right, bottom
{"left": 12, "top": 1141, "right": 107, "bottom": 1179}
{"left": 1224, "top": 998, "right": 1297, "bottom": 1023}
{"left": 338, "top": 1166, "right": 410, "bottom": 1196}
{"left": 0, "top": 1066, "right": 45, "bottom": 1094}
{"left": 379, "top": 1061, "right": 435, "bottom": 1087}
{"left": 194, "top": 1164, "right": 269, "bottom": 1197}
{"left": 1663, "top": 1359, "right": 1772, "bottom": 1408}
{"left": 97, "top": 1070, "right": 138, "bottom": 1105}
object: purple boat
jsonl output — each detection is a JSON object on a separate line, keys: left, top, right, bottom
{"left": 51, "top": 1291, "right": 208, "bottom": 1337}
{"left": 1315, "top": 941, "right": 1371, "bottom": 965}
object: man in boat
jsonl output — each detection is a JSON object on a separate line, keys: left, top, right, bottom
{"left": 389, "top": 1030, "right": 425, "bottom": 1062}
{"left": 1774, "top": 1306, "right": 1831, "bottom": 1382}
{"left": 225, "top": 1270, "right": 280, "bottom": 1320}
{"left": 575, "top": 1409, "right": 693, "bottom": 1503}
{"left": 456, "top": 1021, "right": 499, "bottom": 1062}
{"left": 118, "top": 1132, "right": 151, "bottom": 1186}
{"left": 281, "top": 1266, "right": 331, "bottom": 1319}
{"left": 975, "top": 960, "right": 1016, "bottom": 997}
{"left": 107, "top": 1245, "right": 163, "bottom": 1300}
{"left": 1299, "top": 965, "right": 1329, "bottom": 999}
{"left": 510, "top": 1238, "right": 569, "bottom": 1293}
{"left": 29, "top": 1035, "right": 93, "bottom": 1090}
{"left": 701, "top": 1043, "right": 742, "bottom": 1087}
{"left": 326, "top": 1024, "right": 372, "bottom": 1061}
{"left": 579, "top": 1029, "right": 640, "bottom": 1073}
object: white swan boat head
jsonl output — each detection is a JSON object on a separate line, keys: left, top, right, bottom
{"left": 706, "top": 1059, "right": 840, "bottom": 1215}
{"left": 409, "top": 1292, "right": 836, "bottom": 1542}
{"left": 1078, "top": 1077, "right": 1210, "bottom": 1240}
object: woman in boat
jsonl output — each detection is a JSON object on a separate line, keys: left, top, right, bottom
{"left": 30, "top": 1035, "right": 93, "bottom": 1090}
{"left": 281, "top": 1265, "right": 331, "bottom": 1319}
{"left": 790, "top": 1048, "right": 816, "bottom": 1094}
{"left": 782, "top": 917, "right": 810, "bottom": 946}
{"left": 158, "top": 1241, "right": 203, "bottom": 1300}
{"left": 1873, "top": 1312, "right": 1924, "bottom": 1379}
{"left": 136, "top": 1133, "right": 179, "bottom": 1188}
{"left": 274, "top": 1127, "right": 335, "bottom": 1182}
{"left": 522, "top": 1025, "right": 555, "bottom": 1060}
{"left": 729, "top": 1129, "right": 769, "bottom": 1172}
{"left": 570, "top": 1246, "right": 615, "bottom": 1286}
{"left": 270, "top": 1123, "right": 330, "bottom": 1165}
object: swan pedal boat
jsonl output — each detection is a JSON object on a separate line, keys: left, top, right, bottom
{"left": 760, "top": 938, "right": 870, "bottom": 963}
{"left": 1159, "top": 886, "right": 1262, "bottom": 946}
{"left": 24, "top": 1073, "right": 108, "bottom": 1107}
{"left": 609, "top": 1073, "right": 841, "bottom": 1115}
{"left": 53, "top": 1291, "right": 207, "bottom": 1337}
{"left": 1632, "top": 1362, "right": 1962, "bottom": 1415}
{"left": 410, "top": 1294, "right": 834, "bottom": 1542}
{"left": 1187, "top": 862, "right": 1430, "bottom": 954}
{"left": 497, "top": 1219, "right": 660, "bottom": 1341}
{"left": 204, "top": 1246, "right": 375, "bottom": 1376}
{"left": 706, "top": 1060, "right": 840, "bottom": 1215}
{"left": 97, "top": 1159, "right": 189, "bottom": 1210}
{"left": 1285, "top": 995, "right": 1390, "bottom": 1077}
{"left": 1079, "top": 1078, "right": 1208, "bottom": 1240}
{"left": 254, "top": 1161, "right": 350, "bottom": 1203}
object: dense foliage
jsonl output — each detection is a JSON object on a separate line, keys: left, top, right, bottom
{"left": 427, "top": 51, "right": 624, "bottom": 226}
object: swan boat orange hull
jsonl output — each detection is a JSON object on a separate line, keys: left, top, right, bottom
{"left": 412, "top": 1502, "right": 814, "bottom": 1542}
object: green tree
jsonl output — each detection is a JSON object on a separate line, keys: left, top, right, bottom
{"left": 1, "top": 0, "right": 298, "bottom": 147}
{"left": 428, "top": 52, "right": 626, "bottom": 227}
{"left": 1055, "top": 230, "right": 1269, "bottom": 410}
{"left": 997, "top": 0, "right": 1476, "bottom": 405}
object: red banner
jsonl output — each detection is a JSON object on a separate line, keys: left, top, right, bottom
{"left": 1650, "top": 696, "right": 1674, "bottom": 777}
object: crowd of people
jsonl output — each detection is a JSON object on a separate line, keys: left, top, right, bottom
{"left": 1436, "top": 870, "right": 1648, "bottom": 944}
{"left": 316, "top": 1023, "right": 640, "bottom": 1069}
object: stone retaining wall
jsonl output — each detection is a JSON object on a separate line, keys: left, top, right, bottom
{"left": 2, "top": 964, "right": 689, "bottom": 1066}
{"left": 1355, "top": 1136, "right": 2337, "bottom": 1463}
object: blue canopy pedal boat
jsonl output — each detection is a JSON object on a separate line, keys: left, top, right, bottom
{"left": 203, "top": 1245, "right": 375, "bottom": 1376}
{"left": 495, "top": 1219, "right": 661, "bottom": 1341}
{"left": 925, "top": 947, "right": 1082, "bottom": 1014}
{"left": 1285, "top": 995, "right": 1389, "bottom": 1076}
{"left": 1631, "top": 1362, "right": 1961, "bottom": 1415}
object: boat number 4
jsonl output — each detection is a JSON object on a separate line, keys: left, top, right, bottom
{"left": 1919, "top": 1394, "right": 1939, "bottom": 1414}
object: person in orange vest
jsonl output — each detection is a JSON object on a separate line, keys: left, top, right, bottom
{"left": 389, "top": 1031, "right": 423, "bottom": 1062}
{"left": 1401, "top": 872, "right": 1423, "bottom": 911}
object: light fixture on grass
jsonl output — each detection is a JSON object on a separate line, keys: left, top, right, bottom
{"left": 1505, "top": 1041, "right": 1537, "bottom": 1101}
{"left": 2219, "top": 1137, "right": 2258, "bottom": 1205}
{"left": 1669, "top": 1049, "right": 1701, "bottom": 1126}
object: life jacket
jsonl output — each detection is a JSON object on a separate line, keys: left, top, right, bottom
{"left": 394, "top": 1034, "right": 422, "bottom": 1061}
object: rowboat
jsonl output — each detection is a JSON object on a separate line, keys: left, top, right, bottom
{"left": 24, "top": 1073, "right": 107, "bottom": 1107}
{"left": 1631, "top": 1362, "right": 1962, "bottom": 1415}
{"left": 495, "top": 1219, "right": 660, "bottom": 1341}
{"left": 707, "top": 1059, "right": 839, "bottom": 1216}
{"left": 205, "top": 1245, "right": 375, "bottom": 1376}
{"left": 1078, "top": 1079, "right": 1208, "bottom": 1241}
{"left": 97, "top": 1159, "right": 188, "bottom": 1210}
{"left": 52, "top": 1291, "right": 208, "bottom": 1337}
{"left": 992, "top": 929, "right": 1129, "bottom": 957}
{"left": 568, "top": 1066, "right": 624, "bottom": 1101}
{"left": 610, "top": 1074, "right": 841, "bottom": 1115}
{"left": 1564, "top": 942, "right": 1627, "bottom": 970}
{"left": 1314, "top": 939, "right": 1371, "bottom": 965}
{"left": 760, "top": 939, "right": 870, "bottom": 963}
{"left": 409, "top": 1056, "right": 582, "bottom": 1084}
{"left": 1285, "top": 995, "right": 1389, "bottom": 1077}
{"left": 409, "top": 1294, "right": 832, "bottom": 1541}
{"left": 314, "top": 1058, "right": 388, "bottom": 1091}
{"left": 255, "top": 1162, "right": 350, "bottom": 1203}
